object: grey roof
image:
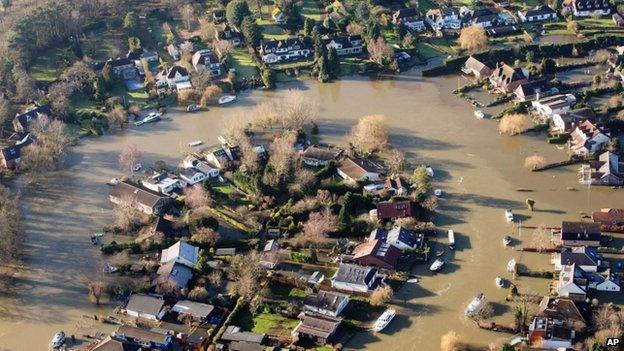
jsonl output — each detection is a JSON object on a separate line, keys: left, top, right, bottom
{"left": 560, "top": 247, "right": 602, "bottom": 266}
{"left": 172, "top": 300, "right": 214, "bottom": 319}
{"left": 304, "top": 290, "right": 349, "bottom": 313}
{"left": 110, "top": 180, "right": 169, "bottom": 209}
{"left": 387, "top": 226, "right": 422, "bottom": 248}
{"left": 229, "top": 341, "right": 265, "bottom": 351}
{"left": 125, "top": 294, "right": 164, "bottom": 317}
{"left": 221, "top": 326, "right": 265, "bottom": 343}
{"left": 161, "top": 241, "right": 199, "bottom": 266}
{"left": 14, "top": 105, "right": 51, "bottom": 131}
{"left": 332, "top": 263, "right": 377, "bottom": 286}
{"left": 154, "top": 261, "right": 193, "bottom": 289}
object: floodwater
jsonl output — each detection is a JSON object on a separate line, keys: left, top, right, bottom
{"left": 1, "top": 71, "right": 624, "bottom": 350}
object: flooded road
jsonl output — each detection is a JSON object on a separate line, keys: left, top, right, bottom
{"left": 1, "top": 72, "right": 623, "bottom": 350}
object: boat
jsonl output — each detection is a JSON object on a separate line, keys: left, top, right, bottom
{"left": 434, "top": 189, "right": 443, "bottom": 197}
{"left": 505, "top": 209, "right": 514, "bottom": 223}
{"left": 474, "top": 109, "right": 485, "bottom": 119}
{"left": 188, "top": 140, "right": 203, "bottom": 147}
{"left": 134, "top": 112, "right": 161, "bottom": 126}
{"left": 373, "top": 308, "right": 396, "bottom": 332}
{"left": 507, "top": 258, "right": 517, "bottom": 272}
{"left": 132, "top": 163, "right": 142, "bottom": 172}
{"left": 430, "top": 258, "right": 445, "bottom": 271}
{"left": 50, "top": 331, "right": 66, "bottom": 348}
{"left": 425, "top": 165, "right": 434, "bottom": 177}
{"left": 464, "top": 293, "right": 486, "bottom": 317}
{"left": 495, "top": 277, "right": 504, "bottom": 288}
{"left": 218, "top": 95, "right": 237, "bottom": 105}
{"left": 435, "top": 249, "right": 445, "bottom": 257}
{"left": 406, "top": 278, "right": 419, "bottom": 283}
{"left": 448, "top": 230, "right": 455, "bottom": 250}
{"left": 503, "top": 235, "right": 512, "bottom": 246}
{"left": 104, "top": 264, "right": 118, "bottom": 274}
{"left": 186, "top": 104, "right": 201, "bottom": 112}
{"left": 108, "top": 178, "right": 120, "bottom": 186}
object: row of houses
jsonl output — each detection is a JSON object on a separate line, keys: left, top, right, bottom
{"left": 0, "top": 105, "right": 52, "bottom": 170}
{"left": 259, "top": 34, "right": 365, "bottom": 64}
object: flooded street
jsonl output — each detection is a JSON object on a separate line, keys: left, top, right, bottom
{"left": 1, "top": 72, "right": 624, "bottom": 350}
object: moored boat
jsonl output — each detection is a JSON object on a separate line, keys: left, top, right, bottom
{"left": 406, "top": 278, "right": 419, "bottom": 283}
{"left": 495, "top": 277, "right": 504, "bottom": 288}
{"left": 373, "top": 308, "right": 396, "bottom": 332}
{"left": 448, "top": 230, "right": 455, "bottom": 250}
{"left": 503, "top": 235, "right": 512, "bottom": 246}
{"left": 464, "top": 293, "right": 485, "bottom": 317}
{"left": 50, "top": 331, "right": 66, "bottom": 349}
{"left": 108, "top": 178, "right": 120, "bottom": 186}
{"left": 186, "top": 104, "right": 201, "bottom": 112}
{"left": 505, "top": 209, "right": 514, "bottom": 223}
{"left": 425, "top": 165, "right": 434, "bottom": 177}
{"left": 434, "top": 189, "right": 443, "bottom": 197}
{"left": 430, "top": 258, "right": 445, "bottom": 272}
{"left": 474, "top": 109, "right": 485, "bottom": 119}
{"left": 507, "top": 258, "right": 517, "bottom": 272}
{"left": 188, "top": 140, "right": 203, "bottom": 147}
{"left": 218, "top": 95, "right": 237, "bottom": 105}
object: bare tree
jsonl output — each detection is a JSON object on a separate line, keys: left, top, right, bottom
{"left": 367, "top": 37, "right": 394, "bottom": 66}
{"left": 459, "top": 25, "right": 489, "bottom": 52}
{"left": 213, "top": 40, "right": 234, "bottom": 63}
{"left": 296, "top": 208, "right": 338, "bottom": 247}
{"left": 21, "top": 115, "right": 70, "bottom": 175}
{"left": 199, "top": 18, "right": 216, "bottom": 42}
{"left": 113, "top": 194, "right": 143, "bottom": 232}
{"left": 118, "top": 144, "right": 140, "bottom": 173}
{"left": 208, "top": 269, "right": 223, "bottom": 287}
{"left": 188, "top": 286, "right": 209, "bottom": 302}
{"left": 386, "top": 149, "right": 406, "bottom": 176}
{"left": 107, "top": 106, "right": 127, "bottom": 128}
{"left": 440, "top": 331, "right": 463, "bottom": 351}
{"left": 228, "top": 252, "right": 263, "bottom": 300}
{"left": 200, "top": 85, "right": 222, "bottom": 106}
{"left": 498, "top": 113, "right": 532, "bottom": 135}
{"left": 184, "top": 185, "right": 212, "bottom": 209}
{"left": 13, "top": 70, "right": 39, "bottom": 103}
{"left": 191, "top": 227, "right": 220, "bottom": 245}
{"left": 277, "top": 90, "right": 318, "bottom": 131}
{"left": 263, "top": 131, "right": 297, "bottom": 187}
{"left": 0, "top": 185, "right": 22, "bottom": 268}
{"left": 181, "top": 4, "right": 196, "bottom": 30}
{"left": 88, "top": 281, "right": 104, "bottom": 305}
{"left": 524, "top": 154, "right": 546, "bottom": 170}
{"left": 349, "top": 114, "right": 390, "bottom": 155}
{"left": 346, "top": 23, "right": 364, "bottom": 36}
{"left": 370, "top": 285, "right": 393, "bottom": 306}
{"left": 288, "top": 168, "right": 317, "bottom": 195}
{"left": 191, "top": 69, "right": 213, "bottom": 91}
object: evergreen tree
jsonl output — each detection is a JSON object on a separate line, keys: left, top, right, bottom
{"left": 354, "top": 1, "right": 371, "bottom": 23}
{"left": 94, "top": 75, "right": 106, "bottom": 101}
{"left": 395, "top": 22, "right": 407, "bottom": 42}
{"left": 261, "top": 68, "right": 276, "bottom": 89}
{"left": 317, "top": 54, "right": 329, "bottom": 82}
{"left": 312, "top": 26, "right": 325, "bottom": 61}
{"left": 342, "top": 192, "right": 354, "bottom": 215}
{"left": 226, "top": 0, "right": 251, "bottom": 28}
{"left": 285, "top": 3, "right": 302, "bottom": 31}
{"left": 303, "top": 17, "right": 315, "bottom": 36}
{"left": 338, "top": 205, "right": 352, "bottom": 233}
{"left": 241, "top": 16, "right": 262, "bottom": 47}
{"left": 367, "top": 22, "right": 381, "bottom": 42}
{"left": 328, "top": 47, "right": 340, "bottom": 79}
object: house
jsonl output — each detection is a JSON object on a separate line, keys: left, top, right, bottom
{"left": 384, "top": 177, "right": 408, "bottom": 196}
{"left": 337, "top": 157, "right": 381, "bottom": 182}
{"left": 538, "top": 297, "right": 591, "bottom": 330}
{"left": 513, "top": 80, "right": 550, "bottom": 102}
{"left": 462, "top": 56, "right": 493, "bottom": 79}
{"left": 13, "top": 105, "right": 52, "bottom": 133}
{"left": 592, "top": 208, "right": 624, "bottom": 227}
{"left": 425, "top": 7, "right": 461, "bottom": 30}
{"left": 206, "top": 148, "right": 236, "bottom": 169}
{"left": 138, "top": 216, "right": 177, "bottom": 243}
{"left": 304, "top": 290, "right": 350, "bottom": 317}
{"left": 161, "top": 241, "right": 199, "bottom": 268}
{"left": 260, "top": 239, "right": 280, "bottom": 269}
{"left": 352, "top": 239, "right": 401, "bottom": 270}
{"left": 323, "top": 35, "right": 365, "bottom": 56}
{"left": 331, "top": 263, "right": 381, "bottom": 293}
{"left": 557, "top": 264, "right": 589, "bottom": 301}
{"left": 518, "top": 5, "right": 558, "bottom": 22}
{"left": 292, "top": 313, "right": 342, "bottom": 345}
{"left": 489, "top": 63, "right": 529, "bottom": 94}
{"left": 172, "top": 300, "right": 215, "bottom": 321}
{"left": 167, "top": 44, "right": 180, "bottom": 60}
{"left": 113, "top": 325, "right": 173, "bottom": 350}
{"left": 564, "top": 0, "right": 611, "bottom": 17}
{"left": 90, "top": 336, "right": 141, "bottom": 351}
{"left": 229, "top": 341, "right": 265, "bottom": 351}
{"left": 301, "top": 145, "right": 343, "bottom": 166}
{"left": 486, "top": 25, "right": 522, "bottom": 38}
{"left": 553, "top": 246, "right": 604, "bottom": 272}
{"left": 613, "top": 13, "right": 624, "bottom": 26}
{"left": 157, "top": 65, "right": 190, "bottom": 90}
{"left": 260, "top": 38, "right": 313, "bottom": 64}
{"left": 179, "top": 168, "right": 207, "bottom": 185}
{"left": 127, "top": 48, "right": 158, "bottom": 62}
{"left": 109, "top": 180, "right": 172, "bottom": 215}
{"left": 153, "top": 261, "right": 193, "bottom": 290}
{"left": 308, "top": 271, "right": 325, "bottom": 287}
{"left": 376, "top": 201, "right": 413, "bottom": 220}
{"left": 124, "top": 294, "right": 165, "bottom": 321}
{"left": 369, "top": 226, "right": 425, "bottom": 252}
{"left": 551, "top": 107, "right": 595, "bottom": 133}
{"left": 94, "top": 58, "right": 136, "bottom": 79}
{"left": 221, "top": 326, "right": 265, "bottom": 344}
{"left": 579, "top": 151, "right": 623, "bottom": 186}
{"left": 595, "top": 269, "right": 621, "bottom": 292}
{"left": 0, "top": 135, "right": 31, "bottom": 169}
{"left": 532, "top": 94, "right": 577, "bottom": 119}
{"left": 271, "top": 7, "right": 285, "bottom": 23}
{"left": 569, "top": 120, "right": 610, "bottom": 156}
{"left": 213, "top": 9, "right": 226, "bottom": 23}
{"left": 560, "top": 221, "right": 602, "bottom": 247}
{"left": 528, "top": 317, "right": 575, "bottom": 349}
{"left": 191, "top": 49, "right": 222, "bottom": 75}
{"left": 141, "top": 172, "right": 185, "bottom": 195}
{"left": 182, "top": 156, "right": 220, "bottom": 178}
{"left": 392, "top": 8, "right": 426, "bottom": 31}
{"left": 216, "top": 25, "right": 242, "bottom": 47}
{"left": 466, "top": 8, "right": 500, "bottom": 28}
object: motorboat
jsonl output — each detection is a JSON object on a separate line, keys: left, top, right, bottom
{"left": 495, "top": 277, "right": 504, "bottom": 288}
{"left": 434, "top": 189, "right": 443, "bottom": 197}
{"left": 503, "top": 235, "right": 512, "bottom": 246}
{"left": 430, "top": 258, "right": 445, "bottom": 272}
{"left": 134, "top": 112, "right": 161, "bottom": 126}
{"left": 507, "top": 258, "right": 517, "bottom": 272}
{"left": 373, "top": 308, "right": 396, "bottom": 332}
{"left": 90, "top": 232, "right": 103, "bottom": 245}
{"left": 186, "top": 104, "right": 201, "bottom": 112}
{"left": 104, "top": 264, "right": 118, "bottom": 274}
{"left": 505, "top": 209, "right": 514, "bottom": 223}
{"left": 448, "top": 230, "right": 455, "bottom": 250}
{"left": 108, "top": 178, "right": 120, "bottom": 186}
{"left": 188, "top": 140, "right": 203, "bottom": 147}
{"left": 50, "top": 331, "right": 66, "bottom": 349}
{"left": 406, "top": 278, "right": 419, "bottom": 283}
{"left": 218, "top": 95, "right": 237, "bottom": 105}
{"left": 425, "top": 165, "right": 434, "bottom": 177}
{"left": 474, "top": 109, "right": 485, "bottom": 119}
{"left": 132, "top": 163, "right": 142, "bottom": 172}
{"left": 464, "top": 293, "right": 485, "bottom": 317}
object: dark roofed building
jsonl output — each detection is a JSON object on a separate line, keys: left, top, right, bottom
{"left": 369, "top": 226, "right": 424, "bottom": 251}
{"left": 376, "top": 201, "right": 413, "bottom": 220}
{"left": 113, "top": 325, "right": 173, "bottom": 350}
{"left": 486, "top": 25, "right": 522, "bottom": 37}
{"left": 301, "top": 145, "right": 343, "bottom": 166}
{"left": 304, "top": 290, "right": 350, "bottom": 317}
{"left": 462, "top": 56, "right": 493, "bottom": 79}
{"left": 260, "top": 37, "right": 313, "bottom": 64}
{"left": 323, "top": 35, "right": 364, "bottom": 56}
{"left": 153, "top": 261, "right": 193, "bottom": 290}
{"left": 538, "top": 297, "right": 591, "bottom": 329}
{"left": 518, "top": 5, "right": 558, "bottom": 22}
{"left": 352, "top": 239, "right": 401, "bottom": 270}
{"left": 489, "top": 63, "right": 528, "bottom": 93}
{"left": 221, "top": 326, "right": 266, "bottom": 344}
{"left": 592, "top": 208, "right": 624, "bottom": 227}
{"left": 513, "top": 80, "right": 549, "bottom": 101}
{"left": 109, "top": 180, "right": 172, "bottom": 215}
{"left": 124, "top": 294, "right": 165, "bottom": 321}
{"left": 172, "top": 300, "right": 215, "bottom": 321}
{"left": 13, "top": 105, "right": 52, "bottom": 133}
{"left": 216, "top": 25, "right": 242, "bottom": 47}
{"left": 560, "top": 221, "right": 602, "bottom": 247}
{"left": 90, "top": 336, "right": 141, "bottom": 351}
{"left": 556, "top": 246, "right": 603, "bottom": 272}
{"left": 229, "top": 341, "right": 265, "bottom": 351}
{"left": 331, "top": 263, "right": 380, "bottom": 293}
{"left": 0, "top": 135, "right": 31, "bottom": 169}
{"left": 292, "top": 313, "right": 342, "bottom": 344}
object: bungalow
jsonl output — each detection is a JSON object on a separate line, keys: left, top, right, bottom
{"left": 292, "top": 313, "right": 342, "bottom": 345}
{"left": 392, "top": 8, "right": 426, "bottom": 31}
{"left": 172, "top": 300, "right": 215, "bottom": 322}
{"left": 221, "top": 326, "right": 265, "bottom": 344}
{"left": 425, "top": 7, "right": 461, "bottom": 30}
{"left": 513, "top": 80, "right": 550, "bottom": 102}
{"left": 156, "top": 65, "right": 190, "bottom": 90}
{"left": 352, "top": 239, "right": 402, "bottom": 270}
{"left": 564, "top": 0, "right": 611, "bottom": 17}
{"left": 124, "top": 294, "right": 165, "bottom": 321}
{"left": 462, "top": 56, "right": 493, "bottom": 80}
{"left": 331, "top": 263, "right": 381, "bottom": 293}
{"left": 466, "top": 8, "right": 501, "bottom": 28}
{"left": 560, "top": 221, "right": 602, "bottom": 247}
{"left": 91, "top": 336, "right": 141, "bottom": 351}
{"left": 557, "top": 264, "right": 589, "bottom": 301}
{"left": 486, "top": 25, "right": 522, "bottom": 38}
{"left": 489, "top": 63, "right": 529, "bottom": 94}
{"left": 578, "top": 151, "right": 624, "bottom": 186}
{"left": 592, "top": 208, "right": 624, "bottom": 227}
{"left": 300, "top": 145, "right": 343, "bottom": 166}
{"left": 109, "top": 180, "right": 172, "bottom": 215}
{"left": 518, "top": 5, "right": 558, "bottom": 22}
{"left": 337, "top": 157, "right": 382, "bottom": 182}
{"left": 304, "top": 290, "right": 350, "bottom": 317}
{"left": 153, "top": 261, "right": 193, "bottom": 290}
{"left": 93, "top": 58, "right": 136, "bottom": 80}
{"left": 13, "top": 105, "right": 52, "bottom": 133}
{"left": 532, "top": 94, "right": 577, "bottom": 119}
{"left": 551, "top": 107, "right": 596, "bottom": 133}
{"left": 259, "top": 38, "right": 313, "bottom": 64}
{"left": 182, "top": 156, "right": 220, "bottom": 178}
{"left": 179, "top": 167, "right": 207, "bottom": 185}
{"left": 216, "top": 25, "right": 242, "bottom": 47}
{"left": 569, "top": 120, "right": 610, "bottom": 156}
{"left": 369, "top": 226, "right": 425, "bottom": 251}
{"left": 113, "top": 325, "right": 173, "bottom": 350}
{"left": 528, "top": 317, "right": 575, "bottom": 349}
{"left": 552, "top": 246, "right": 604, "bottom": 272}
{"left": 160, "top": 240, "right": 199, "bottom": 268}
{"left": 596, "top": 269, "right": 621, "bottom": 292}
{"left": 141, "top": 172, "right": 185, "bottom": 195}
{"left": 191, "top": 49, "right": 222, "bottom": 76}
{"left": 376, "top": 201, "right": 413, "bottom": 220}
{"left": 538, "top": 297, "right": 591, "bottom": 330}
{"left": 323, "top": 35, "right": 365, "bottom": 56}
{"left": 0, "top": 135, "right": 31, "bottom": 169}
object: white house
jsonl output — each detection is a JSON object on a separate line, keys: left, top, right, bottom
{"left": 425, "top": 7, "right": 461, "bottom": 30}
{"left": 260, "top": 239, "right": 280, "bottom": 269}
{"left": 141, "top": 172, "right": 185, "bottom": 195}
{"left": 323, "top": 35, "right": 364, "bottom": 56}
{"left": 124, "top": 294, "right": 165, "bottom": 321}
{"left": 336, "top": 157, "right": 381, "bottom": 182}
{"left": 557, "top": 264, "right": 588, "bottom": 301}
{"left": 182, "top": 156, "right": 220, "bottom": 178}
{"left": 528, "top": 317, "right": 575, "bottom": 349}
{"left": 303, "top": 291, "right": 350, "bottom": 317}
{"left": 569, "top": 120, "right": 610, "bottom": 156}
{"left": 552, "top": 246, "right": 603, "bottom": 272}
{"left": 531, "top": 94, "right": 576, "bottom": 119}
{"left": 596, "top": 270, "right": 621, "bottom": 292}
{"left": 565, "top": 0, "right": 611, "bottom": 17}
{"left": 551, "top": 107, "right": 595, "bottom": 133}
{"left": 160, "top": 241, "right": 200, "bottom": 268}
{"left": 157, "top": 65, "right": 190, "bottom": 90}
{"left": 179, "top": 167, "right": 207, "bottom": 185}
{"left": 260, "top": 38, "right": 313, "bottom": 64}
{"left": 191, "top": 49, "right": 222, "bottom": 75}
{"left": 518, "top": 5, "right": 558, "bottom": 22}
{"left": 392, "top": 8, "right": 426, "bottom": 31}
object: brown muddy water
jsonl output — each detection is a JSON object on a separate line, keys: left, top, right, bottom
{"left": 1, "top": 71, "right": 624, "bottom": 350}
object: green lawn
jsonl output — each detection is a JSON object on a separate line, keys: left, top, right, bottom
{"left": 230, "top": 48, "right": 259, "bottom": 80}
{"left": 416, "top": 42, "right": 446, "bottom": 60}
{"left": 110, "top": 85, "right": 150, "bottom": 107}
{"left": 82, "top": 29, "right": 125, "bottom": 62}
{"left": 251, "top": 312, "right": 300, "bottom": 336}
{"left": 301, "top": 0, "right": 323, "bottom": 21}
{"left": 269, "top": 282, "right": 307, "bottom": 300}
{"left": 259, "top": 18, "right": 290, "bottom": 41}
{"left": 30, "top": 47, "right": 76, "bottom": 82}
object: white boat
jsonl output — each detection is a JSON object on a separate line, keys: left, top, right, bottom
{"left": 425, "top": 165, "right": 434, "bottom": 177}
{"left": 495, "top": 277, "right": 504, "bottom": 288}
{"left": 373, "top": 308, "right": 396, "bottom": 332}
{"left": 108, "top": 178, "right": 120, "bottom": 185}
{"left": 505, "top": 209, "right": 514, "bottom": 222}
{"left": 50, "top": 331, "right": 66, "bottom": 348}
{"left": 430, "top": 258, "right": 445, "bottom": 271}
{"left": 188, "top": 140, "right": 203, "bottom": 147}
{"left": 218, "top": 95, "right": 237, "bottom": 105}
{"left": 464, "top": 293, "right": 486, "bottom": 317}
{"left": 507, "top": 258, "right": 517, "bottom": 272}
{"left": 134, "top": 112, "right": 161, "bottom": 126}
{"left": 474, "top": 109, "right": 485, "bottom": 119}
{"left": 406, "top": 278, "right": 419, "bottom": 283}
{"left": 186, "top": 104, "right": 201, "bottom": 112}
{"left": 503, "top": 235, "right": 512, "bottom": 246}
{"left": 434, "top": 189, "right": 443, "bottom": 197}
{"left": 132, "top": 163, "right": 142, "bottom": 172}
{"left": 104, "top": 264, "right": 118, "bottom": 273}
{"left": 448, "top": 230, "right": 455, "bottom": 250}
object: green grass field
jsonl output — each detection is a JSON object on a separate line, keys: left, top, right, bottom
{"left": 230, "top": 48, "right": 259, "bottom": 80}
{"left": 301, "top": 0, "right": 323, "bottom": 21}
{"left": 251, "top": 312, "right": 300, "bottom": 336}
{"left": 30, "top": 47, "right": 75, "bottom": 82}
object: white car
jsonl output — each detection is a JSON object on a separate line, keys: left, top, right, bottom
{"left": 50, "top": 331, "right": 65, "bottom": 348}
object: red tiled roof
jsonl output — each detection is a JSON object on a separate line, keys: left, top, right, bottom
{"left": 376, "top": 201, "right": 413, "bottom": 219}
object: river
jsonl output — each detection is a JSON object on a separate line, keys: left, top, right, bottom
{"left": 1, "top": 71, "right": 623, "bottom": 350}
